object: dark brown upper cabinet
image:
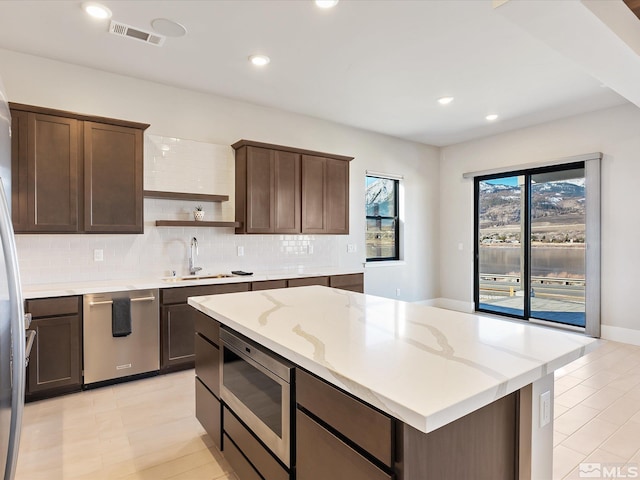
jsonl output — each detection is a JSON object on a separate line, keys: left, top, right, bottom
{"left": 11, "top": 110, "right": 81, "bottom": 232}
{"left": 302, "top": 155, "right": 349, "bottom": 234}
{"left": 9, "top": 103, "right": 149, "bottom": 234}
{"left": 84, "top": 122, "right": 143, "bottom": 233}
{"left": 233, "top": 140, "right": 352, "bottom": 235}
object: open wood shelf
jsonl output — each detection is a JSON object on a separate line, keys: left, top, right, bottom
{"left": 155, "top": 220, "right": 240, "bottom": 228}
{"left": 144, "top": 190, "right": 229, "bottom": 202}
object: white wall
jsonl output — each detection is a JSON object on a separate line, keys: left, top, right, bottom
{"left": 0, "top": 49, "right": 440, "bottom": 301}
{"left": 439, "top": 103, "right": 640, "bottom": 336}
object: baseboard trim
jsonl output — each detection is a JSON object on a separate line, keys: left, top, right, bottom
{"left": 601, "top": 325, "right": 640, "bottom": 347}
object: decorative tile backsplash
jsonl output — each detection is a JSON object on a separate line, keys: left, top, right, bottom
{"left": 15, "top": 135, "right": 342, "bottom": 285}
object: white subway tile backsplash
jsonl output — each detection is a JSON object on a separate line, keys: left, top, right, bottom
{"left": 16, "top": 202, "right": 343, "bottom": 285}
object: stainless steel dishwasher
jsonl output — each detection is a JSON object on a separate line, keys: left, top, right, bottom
{"left": 83, "top": 289, "right": 159, "bottom": 386}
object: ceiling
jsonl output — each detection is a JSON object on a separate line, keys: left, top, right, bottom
{"left": 0, "top": 0, "right": 636, "bottom": 146}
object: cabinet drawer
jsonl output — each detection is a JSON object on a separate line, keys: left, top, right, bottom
{"left": 25, "top": 296, "right": 80, "bottom": 318}
{"left": 297, "top": 409, "right": 392, "bottom": 480}
{"left": 296, "top": 369, "right": 393, "bottom": 467}
{"left": 195, "top": 378, "right": 221, "bottom": 450}
{"left": 161, "top": 282, "right": 250, "bottom": 305}
{"left": 330, "top": 274, "right": 364, "bottom": 293}
{"left": 224, "top": 407, "right": 288, "bottom": 480}
{"left": 288, "top": 276, "right": 329, "bottom": 288}
{"left": 194, "top": 309, "right": 220, "bottom": 346}
{"left": 251, "top": 280, "right": 288, "bottom": 291}
{"left": 223, "top": 433, "right": 262, "bottom": 480}
{"left": 195, "top": 334, "right": 220, "bottom": 397}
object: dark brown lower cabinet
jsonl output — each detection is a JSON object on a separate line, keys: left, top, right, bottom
{"left": 224, "top": 407, "right": 289, "bottom": 480}
{"left": 161, "top": 303, "right": 198, "bottom": 372}
{"left": 297, "top": 410, "right": 392, "bottom": 480}
{"left": 223, "top": 434, "right": 262, "bottom": 480}
{"left": 195, "top": 378, "right": 221, "bottom": 450}
{"left": 329, "top": 273, "right": 364, "bottom": 293}
{"left": 287, "top": 276, "right": 329, "bottom": 288}
{"left": 25, "top": 296, "right": 82, "bottom": 400}
{"left": 160, "top": 283, "right": 249, "bottom": 372}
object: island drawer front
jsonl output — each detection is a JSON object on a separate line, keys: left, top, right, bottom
{"left": 195, "top": 334, "right": 220, "bottom": 397}
{"left": 287, "top": 276, "right": 329, "bottom": 288}
{"left": 329, "top": 273, "right": 364, "bottom": 292}
{"left": 223, "top": 434, "right": 262, "bottom": 480}
{"left": 296, "top": 369, "right": 393, "bottom": 467}
{"left": 195, "top": 310, "right": 220, "bottom": 347}
{"left": 297, "top": 409, "right": 392, "bottom": 480}
{"left": 195, "top": 378, "right": 221, "bottom": 450}
{"left": 224, "top": 407, "right": 289, "bottom": 480}
{"left": 251, "top": 279, "right": 288, "bottom": 291}
{"left": 26, "top": 296, "right": 80, "bottom": 318}
{"left": 161, "top": 282, "right": 250, "bottom": 305}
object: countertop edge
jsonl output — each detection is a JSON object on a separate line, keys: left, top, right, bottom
{"left": 21, "top": 268, "right": 364, "bottom": 299}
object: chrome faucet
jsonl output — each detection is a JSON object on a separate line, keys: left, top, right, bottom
{"left": 189, "top": 237, "right": 202, "bottom": 275}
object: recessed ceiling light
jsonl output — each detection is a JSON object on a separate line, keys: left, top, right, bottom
{"left": 438, "top": 96, "right": 454, "bottom": 105}
{"left": 249, "top": 54, "right": 271, "bottom": 66}
{"left": 486, "top": 114, "right": 499, "bottom": 121}
{"left": 315, "top": 0, "right": 339, "bottom": 8}
{"left": 82, "top": 2, "right": 112, "bottom": 20}
{"left": 151, "top": 18, "right": 187, "bottom": 38}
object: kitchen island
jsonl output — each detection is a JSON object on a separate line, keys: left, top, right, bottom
{"left": 189, "top": 286, "right": 598, "bottom": 480}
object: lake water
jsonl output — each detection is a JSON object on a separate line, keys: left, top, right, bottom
{"left": 479, "top": 246, "right": 585, "bottom": 277}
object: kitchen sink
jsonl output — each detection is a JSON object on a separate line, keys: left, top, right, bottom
{"left": 162, "top": 273, "right": 236, "bottom": 282}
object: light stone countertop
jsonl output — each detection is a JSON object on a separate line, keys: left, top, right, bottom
{"left": 188, "top": 285, "right": 598, "bottom": 434}
{"left": 21, "top": 267, "right": 363, "bottom": 299}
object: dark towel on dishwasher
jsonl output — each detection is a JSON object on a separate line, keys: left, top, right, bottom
{"left": 112, "top": 297, "right": 132, "bottom": 337}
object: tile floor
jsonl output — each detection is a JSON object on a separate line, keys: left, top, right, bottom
{"left": 553, "top": 340, "right": 640, "bottom": 479}
{"left": 14, "top": 340, "right": 640, "bottom": 480}
{"left": 15, "top": 370, "right": 235, "bottom": 480}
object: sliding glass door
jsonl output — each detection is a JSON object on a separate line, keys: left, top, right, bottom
{"left": 475, "top": 163, "right": 587, "bottom": 328}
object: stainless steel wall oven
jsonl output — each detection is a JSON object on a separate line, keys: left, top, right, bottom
{"left": 220, "top": 329, "right": 293, "bottom": 467}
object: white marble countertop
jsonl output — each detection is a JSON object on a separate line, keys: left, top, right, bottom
{"left": 188, "top": 286, "right": 598, "bottom": 434}
{"left": 21, "top": 267, "right": 363, "bottom": 299}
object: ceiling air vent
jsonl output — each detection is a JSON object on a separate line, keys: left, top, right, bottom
{"left": 109, "top": 21, "right": 166, "bottom": 46}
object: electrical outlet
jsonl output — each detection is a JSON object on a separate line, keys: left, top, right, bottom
{"left": 539, "top": 390, "right": 551, "bottom": 427}
{"left": 93, "top": 249, "right": 104, "bottom": 262}
{"left": 237, "top": 246, "right": 244, "bottom": 257}
{"left": 308, "top": 244, "right": 314, "bottom": 254}
{"left": 396, "top": 288, "right": 401, "bottom": 297}
{"left": 347, "top": 244, "right": 357, "bottom": 253}
{"left": 458, "top": 242, "right": 464, "bottom": 251}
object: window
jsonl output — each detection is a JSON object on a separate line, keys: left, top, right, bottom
{"left": 473, "top": 157, "right": 600, "bottom": 335}
{"left": 366, "top": 175, "right": 399, "bottom": 261}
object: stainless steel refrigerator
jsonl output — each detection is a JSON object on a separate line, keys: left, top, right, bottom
{"left": 0, "top": 76, "right": 27, "bottom": 480}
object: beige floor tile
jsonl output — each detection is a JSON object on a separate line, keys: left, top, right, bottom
{"left": 553, "top": 444, "right": 584, "bottom": 480}
{"left": 562, "top": 448, "right": 630, "bottom": 480}
{"left": 580, "top": 370, "right": 622, "bottom": 389}
{"left": 596, "top": 393, "right": 640, "bottom": 426}
{"left": 554, "top": 430, "right": 568, "bottom": 447}
{"left": 599, "top": 420, "right": 640, "bottom": 460}
{"left": 580, "top": 385, "right": 626, "bottom": 411}
{"left": 555, "top": 384, "right": 599, "bottom": 408}
{"left": 560, "top": 418, "right": 620, "bottom": 456}
{"left": 555, "top": 403, "right": 570, "bottom": 419}
{"left": 555, "top": 404, "right": 601, "bottom": 436}
{"left": 555, "top": 375, "right": 584, "bottom": 396}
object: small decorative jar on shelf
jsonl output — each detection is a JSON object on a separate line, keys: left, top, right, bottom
{"left": 193, "top": 205, "right": 205, "bottom": 221}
